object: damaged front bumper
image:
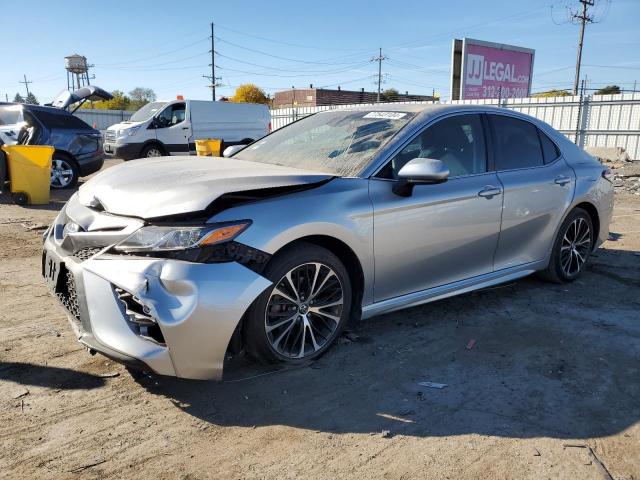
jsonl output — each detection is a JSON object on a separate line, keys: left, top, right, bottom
{"left": 42, "top": 199, "right": 271, "bottom": 380}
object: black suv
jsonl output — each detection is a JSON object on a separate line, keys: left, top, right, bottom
{"left": 0, "top": 86, "right": 112, "bottom": 188}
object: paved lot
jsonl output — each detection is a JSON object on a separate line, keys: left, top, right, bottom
{"left": 1, "top": 159, "right": 639, "bottom": 479}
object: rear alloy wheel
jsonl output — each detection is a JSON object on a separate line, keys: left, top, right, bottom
{"left": 540, "top": 208, "right": 593, "bottom": 283}
{"left": 50, "top": 157, "right": 78, "bottom": 189}
{"left": 244, "top": 243, "right": 351, "bottom": 364}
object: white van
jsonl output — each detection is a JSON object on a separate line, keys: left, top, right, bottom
{"left": 103, "top": 99, "right": 270, "bottom": 160}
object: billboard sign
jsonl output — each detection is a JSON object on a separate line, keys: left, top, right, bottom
{"left": 451, "top": 38, "right": 535, "bottom": 100}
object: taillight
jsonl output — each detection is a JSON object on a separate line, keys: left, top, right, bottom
{"left": 602, "top": 168, "right": 614, "bottom": 183}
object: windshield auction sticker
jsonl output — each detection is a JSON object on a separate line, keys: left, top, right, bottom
{"left": 363, "top": 112, "right": 408, "bottom": 120}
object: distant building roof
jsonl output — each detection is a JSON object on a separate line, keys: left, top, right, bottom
{"left": 273, "top": 86, "right": 435, "bottom": 108}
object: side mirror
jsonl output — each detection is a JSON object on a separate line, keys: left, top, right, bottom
{"left": 393, "top": 158, "right": 449, "bottom": 196}
{"left": 223, "top": 144, "right": 246, "bottom": 157}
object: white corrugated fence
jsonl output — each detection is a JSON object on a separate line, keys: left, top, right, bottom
{"left": 75, "top": 93, "right": 640, "bottom": 160}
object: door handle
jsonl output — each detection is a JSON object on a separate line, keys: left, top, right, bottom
{"left": 554, "top": 175, "right": 571, "bottom": 186}
{"left": 478, "top": 185, "right": 502, "bottom": 198}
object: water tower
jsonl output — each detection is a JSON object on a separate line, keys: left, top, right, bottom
{"left": 65, "top": 54, "right": 93, "bottom": 90}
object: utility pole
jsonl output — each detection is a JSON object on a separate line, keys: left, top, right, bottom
{"left": 575, "top": 78, "right": 586, "bottom": 145}
{"left": 572, "top": 0, "right": 595, "bottom": 95}
{"left": 210, "top": 22, "right": 215, "bottom": 101}
{"left": 371, "top": 48, "right": 387, "bottom": 103}
{"left": 203, "top": 22, "right": 221, "bottom": 101}
{"left": 19, "top": 74, "right": 32, "bottom": 97}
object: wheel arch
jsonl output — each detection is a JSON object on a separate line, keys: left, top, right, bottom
{"left": 266, "top": 235, "right": 365, "bottom": 323}
{"left": 53, "top": 149, "right": 77, "bottom": 163}
{"left": 226, "top": 234, "right": 365, "bottom": 357}
{"left": 141, "top": 140, "right": 167, "bottom": 156}
{"left": 573, "top": 201, "right": 600, "bottom": 249}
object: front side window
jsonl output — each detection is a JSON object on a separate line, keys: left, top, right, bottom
{"left": 491, "top": 115, "right": 544, "bottom": 170}
{"left": 383, "top": 114, "right": 487, "bottom": 178}
{"left": 155, "top": 103, "right": 186, "bottom": 128}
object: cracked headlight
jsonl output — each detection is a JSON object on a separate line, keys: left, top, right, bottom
{"left": 114, "top": 221, "right": 251, "bottom": 253}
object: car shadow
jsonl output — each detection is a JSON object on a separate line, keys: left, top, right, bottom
{"left": 134, "top": 248, "right": 640, "bottom": 440}
{"left": 0, "top": 362, "right": 106, "bottom": 390}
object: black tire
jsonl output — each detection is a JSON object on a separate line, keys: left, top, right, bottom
{"left": 50, "top": 154, "right": 79, "bottom": 189}
{"left": 244, "top": 242, "right": 352, "bottom": 365}
{"left": 141, "top": 144, "right": 165, "bottom": 158}
{"left": 12, "top": 192, "right": 28, "bottom": 205}
{"left": 540, "top": 208, "right": 594, "bottom": 283}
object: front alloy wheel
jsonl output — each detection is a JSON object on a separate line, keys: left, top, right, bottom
{"left": 265, "top": 263, "right": 344, "bottom": 359}
{"left": 244, "top": 243, "right": 352, "bottom": 364}
{"left": 143, "top": 146, "right": 164, "bottom": 158}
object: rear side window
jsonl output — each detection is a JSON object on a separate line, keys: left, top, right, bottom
{"left": 539, "top": 130, "right": 560, "bottom": 164}
{"left": 30, "top": 109, "right": 92, "bottom": 130}
{"left": 491, "top": 115, "right": 544, "bottom": 170}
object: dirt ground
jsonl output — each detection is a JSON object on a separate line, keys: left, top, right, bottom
{"left": 1, "top": 159, "right": 639, "bottom": 480}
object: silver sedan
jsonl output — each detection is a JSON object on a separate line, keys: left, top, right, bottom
{"left": 42, "top": 104, "right": 614, "bottom": 379}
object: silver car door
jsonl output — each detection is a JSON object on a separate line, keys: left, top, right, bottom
{"left": 489, "top": 114, "right": 575, "bottom": 270}
{"left": 369, "top": 113, "right": 503, "bottom": 303}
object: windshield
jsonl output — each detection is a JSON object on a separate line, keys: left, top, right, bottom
{"left": 235, "top": 110, "right": 415, "bottom": 176}
{"left": 129, "top": 101, "right": 168, "bottom": 122}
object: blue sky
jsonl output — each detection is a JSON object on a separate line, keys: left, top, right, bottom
{"left": 1, "top": 0, "right": 638, "bottom": 103}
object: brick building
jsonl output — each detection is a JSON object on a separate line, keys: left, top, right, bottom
{"left": 273, "top": 85, "right": 434, "bottom": 108}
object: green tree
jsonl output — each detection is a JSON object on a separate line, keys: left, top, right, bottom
{"left": 531, "top": 89, "right": 571, "bottom": 98}
{"left": 129, "top": 87, "right": 156, "bottom": 110}
{"left": 83, "top": 90, "right": 131, "bottom": 110}
{"left": 594, "top": 85, "right": 620, "bottom": 95}
{"left": 381, "top": 88, "right": 399, "bottom": 102}
{"left": 25, "top": 92, "right": 39, "bottom": 105}
{"left": 13, "top": 93, "right": 25, "bottom": 103}
{"left": 231, "top": 84, "right": 269, "bottom": 104}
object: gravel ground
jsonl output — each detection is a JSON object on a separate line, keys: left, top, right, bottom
{"left": 1, "top": 159, "right": 639, "bottom": 480}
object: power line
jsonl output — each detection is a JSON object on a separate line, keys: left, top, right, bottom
{"left": 96, "top": 37, "right": 209, "bottom": 67}
{"left": 215, "top": 24, "right": 369, "bottom": 52}
{"left": 215, "top": 63, "right": 371, "bottom": 78}
{"left": 97, "top": 52, "right": 209, "bottom": 71}
{"left": 215, "top": 37, "right": 366, "bottom": 66}
{"left": 215, "top": 52, "right": 370, "bottom": 74}
{"left": 584, "top": 64, "right": 640, "bottom": 71}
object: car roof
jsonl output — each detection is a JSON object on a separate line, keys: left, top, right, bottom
{"left": 316, "top": 103, "right": 553, "bottom": 130}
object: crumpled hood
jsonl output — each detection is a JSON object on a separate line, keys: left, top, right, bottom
{"left": 77, "top": 156, "right": 332, "bottom": 218}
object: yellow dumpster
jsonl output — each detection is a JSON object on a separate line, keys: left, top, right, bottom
{"left": 195, "top": 139, "right": 223, "bottom": 157}
{"left": 1, "top": 145, "right": 54, "bottom": 205}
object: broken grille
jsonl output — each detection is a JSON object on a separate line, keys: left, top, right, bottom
{"left": 57, "top": 270, "right": 81, "bottom": 323}
{"left": 72, "top": 246, "right": 104, "bottom": 262}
